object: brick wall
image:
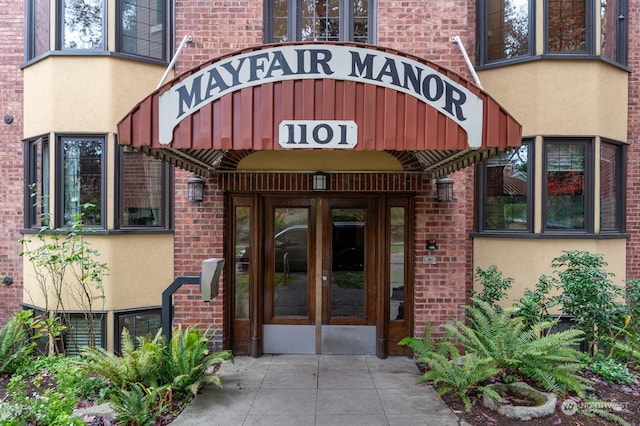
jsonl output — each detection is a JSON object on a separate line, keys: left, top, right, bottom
{"left": 627, "top": 0, "right": 640, "bottom": 279}
{"left": 0, "top": 0, "right": 25, "bottom": 326}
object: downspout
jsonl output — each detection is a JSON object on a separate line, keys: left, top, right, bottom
{"left": 157, "top": 34, "right": 193, "bottom": 89}
{"left": 451, "top": 36, "right": 483, "bottom": 89}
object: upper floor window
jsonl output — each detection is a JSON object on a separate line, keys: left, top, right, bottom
{"left": 478, "top": 0, "right": 627, "bottom": 66}
{"left": 118, "top": 148, "right": 172, "bottom": 228}
{"left": 477, "top": 142, "right": 532, "bottom": 231}
{"left": 482, "top": 0, "right": 532, "bottom": 63}
{"left": 26, "top": 0, "right": 51, "bottom": 60}
{"left": 117, "top": 0, "right": 167, "bottom": 61}
{"left": 57, "top": 136, "right": 105, "bottom": 227}
{"left": 59, "top": 0, "right": 105, "bottom": 50}
{"left": 265, "top": 0, "right": 375, "bottom": 44}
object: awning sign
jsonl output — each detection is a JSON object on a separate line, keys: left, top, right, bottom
{"left": 278, "top": 120, "right": 357, "bottom": 149}
{"left": 158, "top": 45, "right": 484, "bottom": 148}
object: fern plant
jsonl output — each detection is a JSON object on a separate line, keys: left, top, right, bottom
{"left": 444, "top": 298, "right": 591, "bottom": 396}
{"left": 399, "top": 327, "right": 502, "bottom": 411}
{"left": 161, "top": 325, "right": 234, "bottom": 397}
{"left": 76, "top": 328, "right": 164, "bottom": 389}
{"left": 109, "top": 383, "right": 169, "bottom": 426}
{"left": 0, "top": 311, "right": 38, "bottom": 374}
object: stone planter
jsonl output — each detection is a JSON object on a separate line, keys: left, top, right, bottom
{"left": 483, "top": 382, "right": 557, "bottom": 421}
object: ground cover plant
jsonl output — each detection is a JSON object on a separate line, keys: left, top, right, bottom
{"left": 402, "top": 250, "right": 640, "bottom": 426}
{"left": 0, "top": 313, "right": 233, "bottom": 425}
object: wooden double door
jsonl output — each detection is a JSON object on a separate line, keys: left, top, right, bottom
{"left": 228, "top": 194, "right": 412, "bottom": 358}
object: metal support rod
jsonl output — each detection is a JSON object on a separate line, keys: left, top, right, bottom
{"left": 451, "top": 35, "right": 483, "bottom": 89}
{"left": 161, "top": 275, "right": 200, "bottom": 342}
{"left": 157, "top": 35, "right": 193, "bottom": 89}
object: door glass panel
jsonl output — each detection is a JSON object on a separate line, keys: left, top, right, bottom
{"left": 273, "top": 208, "right": 309, "bottom": 316}
{"left": 234, "top": 206, "right": 250, "bottom": 320}
{"left": 389, "top": 207, "right": 405, "bottom": 320}
{"left": 331, "top": 208, "right": 365, "bottom": 317}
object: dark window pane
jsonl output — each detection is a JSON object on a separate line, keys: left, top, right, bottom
{"left": 600, "top": 143, "right": 619, "bottom": 231}
{"left": 547, "top": 0, "right": 587, "bottom": 53}
{"left": 487, "top": 0, "right": 530, "bottom": 61}
{"left": 26, "top": 137, "right": 50, "bottom": 228}
{"left": 119, "top": 0, "right": 165, "bottom": 60}
{"left": 62, "top": 137, "right": 102, "bottom": 226}
{"left": 121, "top": 151, "right": 166, "bottom": 227}
{"left": 30, "top": 0, "right": 50, "bottom": 58}
{"left": 546, "top": 143, "right": 585, "bottom": 230}
{"left": 484, "top": 144, "right": 530, "bottom": 230}
{"left": 601, "top": 0, "right": 620, "bottom": 61}
{"left": 63, "top": 0, "right": 104, "bottom": 49}
{"left": 272, "top": 0, "right": 288, "bottom": 42}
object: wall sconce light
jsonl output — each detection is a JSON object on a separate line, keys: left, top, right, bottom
{"left": 187, "top": 176, "right": 205, "bottom": 202}
{"left": 436, "top": 176, "right": 454, "bottom": 202}
{"left": 312, "top": 172, "right": 328, "bottom": 191}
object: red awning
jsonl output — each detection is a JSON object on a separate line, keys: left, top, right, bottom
{"left": 118, "top": 42, "right": 521, "bottom": 177}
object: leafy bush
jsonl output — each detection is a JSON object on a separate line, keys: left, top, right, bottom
{"left": 109, "top": 383, "right": 169, "bottom": 426}
{"left": 472, "top": 266, "right": 513, "bottom": 310}
{"left": 0, "top": 311, "right": 38, "bottom": 374}
{"left": 77, "top": 328, "right": 165, "bottom": 389}
{"left": 514, "top": 275, "right": 555, "bottom": 329}
{"left": 587, "top": 355, "right": 637, "bottom": 385}
{"left": 551, "top": 250, "right": 625, "bottom": 355}
{"left": 161, "top": 324, "right": 234, "bottom": 397}
{"left": 399, "top": 327, "right": 501, "bottom": 411}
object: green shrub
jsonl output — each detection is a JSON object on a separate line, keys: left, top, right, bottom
{"left": 161, "top": 324, "right": 234, "bottom": 397}
{"left": 472, "top": 266, "right": 513, "bottom": 310}
{"left": 399, "top": 327, "right": 501, "bottom": 411}
{"left": 109, "top": 383, "right": 169, "bottom": 426}
{"left": 587, "top": 355, "right": 637, "bottom": 385}
{"left": 551, "top": 250, "right": 625, "bottom": 355}
{"left": 0, "top": 311, "right": 38, "bottom": 374}
{"left": 76, "top": 328, "right": 164, "bottom": 389}
{"left": 444, "top": 299, "right": 591, "bottom": 396}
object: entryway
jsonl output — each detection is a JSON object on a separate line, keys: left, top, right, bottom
{"left": 229, "top": 193, "right": 412, "bottom": 358}
{"left": 263, "top": 196, "right": 376, "bottom": 354}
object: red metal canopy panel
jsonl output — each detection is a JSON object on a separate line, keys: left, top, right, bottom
{"left": 118, "top": 42, "right": 521, "bottom": 173}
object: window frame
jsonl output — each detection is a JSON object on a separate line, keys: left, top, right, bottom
{"left": 476, "top": 139, "right": 534, "bottom": 233}
{"left": 55, "top": 0, "right": 107, "bottom": 51}
{"left": 55, "top": 134, "right": 107, "bottom": 229}
{"left": 599, "top": 139, "right": 626, "bottom": 233}
{"left": 477, "top": 0, "right": 536, "bottom": 66}
{"left": 24, "top": 135, "right": 50, "bottom": 229}
{"left": 115, "top": 145, "right": 174, "bottom": 230}
{"left": 113, "top": 307, "right": 162, "bottom": 354}
{"left": 544, "top": 0, "right": 594, "bottom": 56}
{"left": 25, "top": 0, "right": 51, "bottom": 61}
{"left": 542, "top": 138, "right": 594, "bottom": 234}
{"left": 263, "top": 0, "right": 377, "bottom": 44}
{"left": 115, "top": 0, "right": 171, "bottom": 62}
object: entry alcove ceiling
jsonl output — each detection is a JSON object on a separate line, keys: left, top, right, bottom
{"left": 117, "top": 42, "right": 522, "bottom": 178}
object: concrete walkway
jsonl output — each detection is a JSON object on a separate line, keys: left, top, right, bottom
{"left": 171, "top": 354, "right": 468, "bottom": 426}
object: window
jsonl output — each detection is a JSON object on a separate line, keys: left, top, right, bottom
{"left": 114, "top": 309, "right": 161, "bottom": 354}
{"left": 59, "top": 0, "right": 105, "bottom": 50}
{"left": 117, "top": 0, "right": 167, "bottom": 61}
{"left": 64, "top": 313, "right": 106, "bottom": 356}
{"left": 57, "top": 136, "right": 105, "bottom": 227}
{"left": 24, "top": 135, "right": 50, "bottom": 228}
{"left": 26, "top": 0, "right": 50, "bottom": 60}
{"left": 481, "top": 0, "right": 532, "bottom": 63}
{"left": 478, "top": 142, "right": 532, "bottom": 231}
{"left": 265, "top": 0, "right": 375, "bottom": 43}
{"left": 544, "top": 140, "right": 592, "bottom": 232}
{"left": 600, "top": 141, "right": 624, "bottom": 232}
{"left": 119, "top": 149, "right": 171, "bottom": 228}
{"left": 546, "top": 0, "right": 589, "bottom": 53}
{"left": 601, "top": 0, "right": 627, "bottom": 64}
